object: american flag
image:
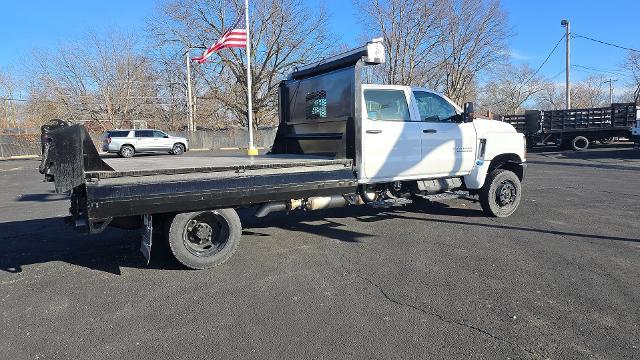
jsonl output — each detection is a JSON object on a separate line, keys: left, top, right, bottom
{"left": 192, "top": 11, "right": 247, "bottom": 64}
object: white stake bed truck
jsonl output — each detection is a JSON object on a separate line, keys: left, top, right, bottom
{"left": 39, "top": 40, "right": 526, "bottom": 269}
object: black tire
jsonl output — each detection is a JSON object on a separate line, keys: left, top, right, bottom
{"left": 168, "top": 208, "right": 241, "bottom": 269}
{"left": 119, "top": 145, "right": 135, "bottom": 158}
{"left": 571, "top": 136, "right": 589, "bottom": 151}
{"left": 479, "top": 169, "right": 522, "bottom": 218}
{"left": 172, "top": 143, "right": 185, "bottom": 155}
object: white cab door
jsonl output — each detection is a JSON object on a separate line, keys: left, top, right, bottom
{"left": 361, "top": 87, "right": 423, "bottom": 181}
{"left": 412, "top": 91, "right": 477, "bottom": 177}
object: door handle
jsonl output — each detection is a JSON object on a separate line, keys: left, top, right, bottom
{"left": 422, "top": 129, "right": 437, "bottom": 134}
{"left": 366, "top": 130, "right": 382, "bottom": 134}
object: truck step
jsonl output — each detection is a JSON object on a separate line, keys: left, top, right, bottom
{"left": 418, "top": 190, "right": 472, "bottom": 202}
{"left": 370, "top": 197, "right": 413, "bottom": 208}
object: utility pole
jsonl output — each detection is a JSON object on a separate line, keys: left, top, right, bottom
{"left": 603, "top": 78, "right": 617, "bottom": 105}
{"left": 185, "top": 50, "right": 195, "bottom": 132}
{"left": 561, "top": 19, "right": 571, "bottom": 109}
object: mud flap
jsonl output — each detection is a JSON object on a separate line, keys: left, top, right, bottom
{"left": 140, "top": 214, "right": 152, "bottom": 264}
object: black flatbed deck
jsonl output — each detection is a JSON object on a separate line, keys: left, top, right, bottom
{"left": 83, "top": 155, "right": 358, "bottom": 221}
{"left": 93, "top": 154, "right": 352, "bottom": 180}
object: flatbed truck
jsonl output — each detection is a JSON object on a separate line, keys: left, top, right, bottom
{"left": 501, "top": 103, "right": 639, "bottom": 151}
{"left": 39, "top": 40, "right": 527, "bottom": 269}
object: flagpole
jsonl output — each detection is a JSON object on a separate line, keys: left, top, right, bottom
{"left": 244, "top": 0, "right": 258, "bottom": 156}
{"left": 185, "top": 49, "right": 195, "bottom": 133}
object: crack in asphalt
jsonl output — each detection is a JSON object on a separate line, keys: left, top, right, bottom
{"left": 345, "top": 266, "right": 548, "bottom": 359}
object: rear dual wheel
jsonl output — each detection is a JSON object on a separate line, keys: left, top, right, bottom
{"left": 168, "top": 208, "right": 241, "bottom": 269}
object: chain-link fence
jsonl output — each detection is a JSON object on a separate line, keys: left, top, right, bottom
{"left": 169, "top": 128, "right": 277, "bottom": 150}
{"left": 0, "top": 134, "right": 41, "bottom": 159}
{"left": 0, "top": 128, "right": 278, "bottom": 159}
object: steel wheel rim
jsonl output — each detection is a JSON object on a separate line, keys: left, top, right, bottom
{"left": 183, "top": 212, "right": 229, "bottom": 257}
{"left": 495, "top": 180, "right": 517, "bottom": 208}
{"left": 122, "top": 147, "right": 133, "bottom": 157}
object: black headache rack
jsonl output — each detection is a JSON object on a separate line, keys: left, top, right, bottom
{"left": 270, "top": 39, "right": 385, "bottom": 161}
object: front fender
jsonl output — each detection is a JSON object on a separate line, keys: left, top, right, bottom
{"left": 464, "top": 131, "right": 526, "bottom": 190}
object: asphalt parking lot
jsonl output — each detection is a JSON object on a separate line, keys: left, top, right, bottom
{"left": 1, "top": 146, "right": 639, "bottom": 359}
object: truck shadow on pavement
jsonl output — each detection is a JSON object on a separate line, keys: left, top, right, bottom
{"left": 0, "top": 217, "right": 185, "bottom": 275}
{"left": 15, "top": 192, "right": 69, "bottom": 202}
{"left": 1, "top": 200, "right": 637, "bottom": 275}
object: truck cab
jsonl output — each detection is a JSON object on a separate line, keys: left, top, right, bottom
{"left": 359, "top": 85, "right": 525, "bottom": 190}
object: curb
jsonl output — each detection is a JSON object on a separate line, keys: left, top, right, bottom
{"left": 219, "top": 147, "right": 266, "bottom": 151}
{"left": 0, "top": 155, "right": 40, "bottom": 161}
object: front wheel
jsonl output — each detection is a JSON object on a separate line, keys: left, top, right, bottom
{"left": 479, "top": 169, "right": 522, "bottom": 218}
{"left": 172, "top": 143, "right": 185, "bottom": 155}
{"left": 168, "top": 208, "right": 241, "bottom": 269}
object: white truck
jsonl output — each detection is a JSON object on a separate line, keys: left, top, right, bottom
{"left": 39, "top": 39, "right": 526, "bottom": 269}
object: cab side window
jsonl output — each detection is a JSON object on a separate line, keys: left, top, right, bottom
{"left": 135, "top": 130, "right": 154, "bottom": 137}
{"left": 413, "top": 91, "right": 457, "bottom": 122}
{"left": 153, "top": 131, "right": 167, "bottom": 138}
{"left": 364, "top": 89, "right": 411, "bottom": 122}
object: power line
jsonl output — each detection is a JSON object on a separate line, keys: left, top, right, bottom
{"left": 550, "top": 69, "right": 566, "bottom": 80}
{"left": 571, "top": 64, "right": 630, "bottom": 77}
{"left": 518, "top": 33, "right": 566, "bottom": 89}
{"left": 572, "top": 33, "right": 640, "bottom": 53}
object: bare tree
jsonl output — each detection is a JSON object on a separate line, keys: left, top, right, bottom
{"left": 149, "top": 0, "right": 333, "bottom": 129}
{"left": 478, "top": 63, "right": 545, "bottom": 115}
{"left": 26, "top": 32, "right": 162, "bottom": 130}
{"left": 534, "top": 81, "right": 565, "bottom": 111}
{"left": 356, "top": 0, "right": 509, "bottom": 105}
{"left": 355, "top": 0, "right": 446, "bottom": 86}
{"left": 0, "top": 70, "right": 19, "bottom": 129}
{"left": 570, "top": 75, "right": 609, "bottom": 108}
{"left": 535, "top": 75, "right": 609, "bottom": 110}
{"left": 623, "top": 51, "right": 640, "bottom": 102}
{"left": 439, "top": 0, "right": 509, "bottom": 104}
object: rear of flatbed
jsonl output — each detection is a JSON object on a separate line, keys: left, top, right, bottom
{"left": 38, "top": 122, "right": 360, "bottom": 269}
{"left": 39, "top": 123, "right": 357, "bottom": 231}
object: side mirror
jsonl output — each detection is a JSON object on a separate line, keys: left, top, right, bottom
{"left": 463, "top": 102, "right": 475, "bottom": 122}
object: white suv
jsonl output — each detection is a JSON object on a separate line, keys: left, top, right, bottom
{"left": 101, "top": 129, "right": 189, "bottom": 158}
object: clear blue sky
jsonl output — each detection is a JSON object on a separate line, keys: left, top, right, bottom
{"left": 1, "top": 0, "right": 639, "bottom": 83}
